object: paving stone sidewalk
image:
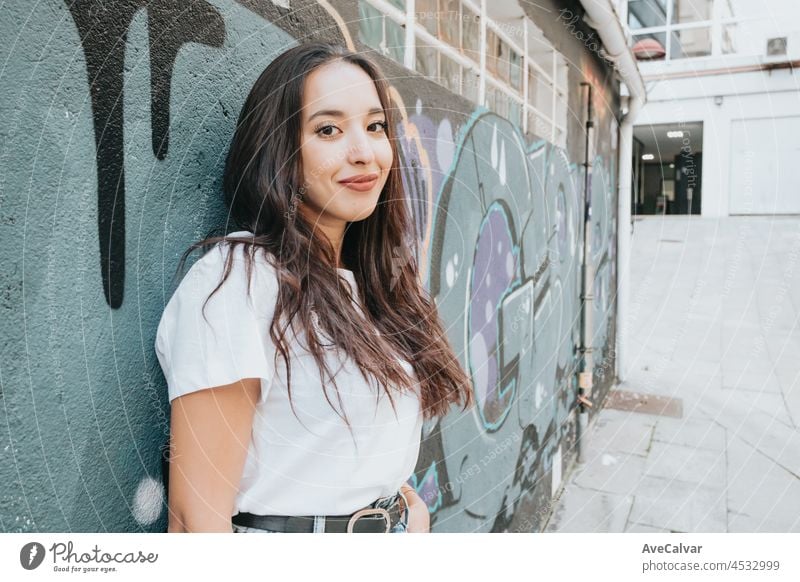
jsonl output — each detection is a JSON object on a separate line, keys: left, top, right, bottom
{"left": 546, "top": 216, "right": 800, "bottom": 533}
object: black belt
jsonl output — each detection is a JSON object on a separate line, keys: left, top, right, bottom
{"left": 232, "top": 494, "right": 406, "bottom": 533}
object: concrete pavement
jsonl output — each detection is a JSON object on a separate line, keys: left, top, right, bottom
{"left": 545, "top": 216, "right": 800, "bottom": 533}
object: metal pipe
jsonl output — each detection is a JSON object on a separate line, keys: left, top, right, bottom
{"left": 616, "top": 94, "right": 644, "bottom": 383}
{"left": 578, "top": 0, "right": 647, "bottom": 100}
{"left": 577, "top": 81, "right": 594, "bottom": 463}
{"left": 576, "top": 0, "right": 647, "bottom": 387}
{"left": 643, "top": 59, "right": 800, "bottom": 81}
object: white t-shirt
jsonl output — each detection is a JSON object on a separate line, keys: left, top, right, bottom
{"left": 155, "top": 232, "right": 423, "bottom": 516}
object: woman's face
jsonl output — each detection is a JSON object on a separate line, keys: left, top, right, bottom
{"left": 297, "top": 60, "right": 393, "bottom": 237}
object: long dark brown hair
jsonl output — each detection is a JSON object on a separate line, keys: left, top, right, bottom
{"left": 181, "top": 42, "right": 473, "bottom": 426}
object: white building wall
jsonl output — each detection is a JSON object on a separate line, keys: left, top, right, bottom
{"left": 636, "top": 67, "right": 800, "bottom": 216}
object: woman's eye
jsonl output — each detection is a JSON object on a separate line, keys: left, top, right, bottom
{"left": 314, "top": 121, "right": 386, "bottom": 137}
{"left": 315, "top": 124, "right": 340, "bottom": 137}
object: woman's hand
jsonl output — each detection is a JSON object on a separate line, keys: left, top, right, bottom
{"left": 400, "top": 485, "right": 430, "bottom": 533}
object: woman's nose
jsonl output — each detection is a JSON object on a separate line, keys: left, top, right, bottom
{"left": 346, "top": 130, "right": 376, "bottom": 165}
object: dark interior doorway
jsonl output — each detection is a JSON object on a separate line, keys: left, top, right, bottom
{"left": 632, "top": 122, "right": 703, "bottom": 215}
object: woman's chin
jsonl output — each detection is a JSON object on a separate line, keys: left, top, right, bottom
{"left": 341, "top": 204, "right": 379, "bottom": 223}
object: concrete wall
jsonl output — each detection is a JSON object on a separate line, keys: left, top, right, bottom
{"left": 0, "top": 0, "right": 620, "bottom": 532}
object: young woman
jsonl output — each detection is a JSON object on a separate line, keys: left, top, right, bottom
{"left": 155, "top": 42, "right": 473, "bottom": 534}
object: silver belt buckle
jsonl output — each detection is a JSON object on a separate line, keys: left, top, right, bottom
{"left": 346, "top": 507, "right": 391, "bottom": 533}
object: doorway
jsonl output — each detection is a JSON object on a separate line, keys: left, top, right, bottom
{"left": 729, "top": 116, "right": 800, "bottom": 214}
{"left": 632, "top": 122, "right": 703, "bottom": 215}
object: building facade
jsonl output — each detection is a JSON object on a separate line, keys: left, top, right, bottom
{"left": 626, "top": 0, "right": 800, "bottom": 216}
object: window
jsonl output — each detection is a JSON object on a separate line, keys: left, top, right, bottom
{"left": 357, "top": 0, "right": 568, "bottom": 146}
{"left": 486, "top": 28, "right": 500, "bottom": 77}
{"left": 357, "top": 2, "right": 383, "bottom": 51}
{"left": 463, "top": 68, "right": 479, "bottom": 102}
{"left": 415, "top": 38, "right": 438, "bottom": 79}
{"left": 439, "top": 0, "right": 460, "bottom": 46}
{"left": 461, "top": 5, "right": 480, "bottom": 62}
{"left": 416, "top": 0, "right": 438, "bottom": 36}
{"left": 509, "top": 50, "right": 522, "bottom": 92}
{"left": 625, "top": 0, "right": 793, "bottom": 62}
{"left": 668, "top": 0, "right": 712, "bottom": 59}
{"left": 628, "top": 0, "right": 667, "bottom": 29}
{"left": 670, "top": 0, "right": 711, "bottom": 24}
{"left": 670, "top": 27, "right": 711, "bottom": 59}
{"left": 554, "top": 62, "right": 568, "bottom": 147}
{"left": 439, "top": 52, "right": 461, "bottom": 94}
{"left": 526, "top": 21, "right": 567, "bottom": 146}
{"left": 357, "top": 1, "right": 405, "bottom": 63}
{"left": 627, "top": 0, "right": 713, "bottom": 61}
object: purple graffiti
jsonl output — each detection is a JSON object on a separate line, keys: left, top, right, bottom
{"left": 468, "top": 204, "right": 517, "bottom": 428}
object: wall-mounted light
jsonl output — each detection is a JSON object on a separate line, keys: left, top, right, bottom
{"left": 642, "top": 154, "right": 655, "bottom": 160}
{"left": 667, "top": 131, "right": 684, "bottom": 138}
{"left": 669, "top": 163, "right": 675, "bottom": 168}
{"left": 714, "top": 95, "right": 724, "bottom": 106}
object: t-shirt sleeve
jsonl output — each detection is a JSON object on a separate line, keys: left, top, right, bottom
{"left": 155, "top": 243, "right": 279, "bottom": 404}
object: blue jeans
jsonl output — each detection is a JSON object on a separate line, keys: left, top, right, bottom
{"left": 232, "top": 492, "right": 409, "bottom": 533}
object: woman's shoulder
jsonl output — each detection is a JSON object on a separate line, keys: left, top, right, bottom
{"left": 189, "top": 230, "right": 277, "bottom": 281}
{"left": 171, "top": 231, "right": 280, "bottom": 314}
{"left": 156, "top": 231, "right": 279, "bottom": 402}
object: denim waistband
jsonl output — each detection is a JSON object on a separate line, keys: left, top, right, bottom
{"left": 370, "top": 491, "right": 401, "bottom": 511}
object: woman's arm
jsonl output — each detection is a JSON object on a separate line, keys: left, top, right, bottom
{"left": 400, "top": 483, "right": 430, "bottom": 533}
{"left": 167, "top": 378, "right": 261, "bottom": 532}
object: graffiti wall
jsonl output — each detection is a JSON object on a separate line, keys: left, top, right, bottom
{"left": 0, "top": 0, "right": 619, "bottom": 532}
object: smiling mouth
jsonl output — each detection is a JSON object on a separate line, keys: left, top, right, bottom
{"left": 338, "top": 172, "right": 379, "bottom": 183}
{"left": 338, "top": 174, "right": 380, "bottom": 192}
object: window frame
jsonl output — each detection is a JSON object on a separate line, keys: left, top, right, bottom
{"left": 357, "top": 0, "right": 569, "bottom": 146}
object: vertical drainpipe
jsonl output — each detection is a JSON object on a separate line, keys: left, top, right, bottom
{"left": 616, "top": 93, "right": 644, "bottom": 383}
{"left": 577, "top": 82, "right": 595, "bottom": 463}
{"left": 575, "top": 0, "right": 647, "bottom": 455}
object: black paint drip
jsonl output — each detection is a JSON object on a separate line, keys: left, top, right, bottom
{"left": 65, "top": 0, "right": 224, "bottom": 308}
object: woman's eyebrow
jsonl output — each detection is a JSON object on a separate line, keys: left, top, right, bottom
{"left": 307, "top": 107, "right": 384, "bottom": 122}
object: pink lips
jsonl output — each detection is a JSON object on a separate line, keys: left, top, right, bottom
{"left": 338, "top": 172, "right": 379, "bottom": 192}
